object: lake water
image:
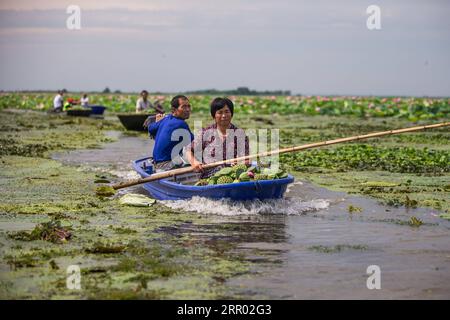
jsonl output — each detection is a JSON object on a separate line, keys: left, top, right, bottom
{"left": 52, "top": 131, "right": 450, "bottom": 299}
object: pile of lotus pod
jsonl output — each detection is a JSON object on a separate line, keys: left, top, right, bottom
{"left": 194, "top": 164, "right": 288, "bottom": 186}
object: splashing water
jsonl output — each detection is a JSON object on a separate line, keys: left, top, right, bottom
{"left": 163, "top": 196, "right": 330, "bottom": 216}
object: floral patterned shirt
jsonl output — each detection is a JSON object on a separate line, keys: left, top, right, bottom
{"left": 187, "top": 122, "right": 249, "bottom": 178}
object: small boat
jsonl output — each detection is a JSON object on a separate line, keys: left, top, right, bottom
{"left": 117, "top": 114, "right": 156, "bottom": 131}
{"left": 89, "top": 105, "right": 107, "bottom": 115}
{"left": 66, "top": 109, "right": 92, "bottom": 117}
{"left": 133, "top": 157, "right": 294, "bottom": 201}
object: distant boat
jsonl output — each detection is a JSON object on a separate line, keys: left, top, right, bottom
{"left": 88, "top": 105, "right": 107, "bottom": 115}
{"left": 66, "top": 109, "right": 91, "bottom": 117}
{"left": 117, "top": 114, "right": 156, "bottom": 131}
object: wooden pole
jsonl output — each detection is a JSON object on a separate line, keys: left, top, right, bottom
{"left": 112, "top": 122, "right": 450, "bottom": 190}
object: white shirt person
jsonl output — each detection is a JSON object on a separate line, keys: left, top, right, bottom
{"left": 53, "top": 91, "right": 64, "bottom": 111}
{"left": 81, "top": 94, "right": 89, "bottom": 107}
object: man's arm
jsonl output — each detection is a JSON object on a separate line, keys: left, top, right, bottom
{"left": 153, "top": 101, "right": 165, "bottom": 114}
{"left": 148, "top": 119, "right": 161, "bottom": 138}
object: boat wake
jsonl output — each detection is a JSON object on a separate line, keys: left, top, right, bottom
{"left": 162, "top": 196, "right": 330, "bottom": 216}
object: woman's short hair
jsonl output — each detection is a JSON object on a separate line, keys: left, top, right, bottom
{"left": 210, "top": 97, "right": 234, "bottom": 118}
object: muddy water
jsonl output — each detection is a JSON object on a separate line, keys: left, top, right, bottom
{"left": 52, "top": 131, "right": 450, "bottom": 299}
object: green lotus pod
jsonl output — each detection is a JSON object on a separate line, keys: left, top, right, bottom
{"left": 262, "top": 168, "right": 279, "bottom": 176}
{"left": 254, "top": 174, "right": 268, "bottom": 181}
{"left": 238, "top": 172, "right": 251, "bottom": 181}
{"left": 233, "top": 164, "right": 248, "bottom": 171}
{"left": 194, "top": 179, "right": 209, "bottom": 186}
{"left": 233, "top": 164, "right": 248, "bottom": 176}
{"left": 217, "top": 175, "right": 233, "bottom": 184}
{"left": 214, "top": 167, "right": 234, "bottom": 177}
{"left": 278, "top": 171, "right": 288, "bottom": 179}
{"left": 208, "top": 176, "right": 218, "bottom": 185}
{"left": 247, "top": 166, "right": 257, "bottom": 173}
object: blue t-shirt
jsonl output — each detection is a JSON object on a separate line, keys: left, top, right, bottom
{"left": 148, "top": 114, "right": 193, "bottom": 163}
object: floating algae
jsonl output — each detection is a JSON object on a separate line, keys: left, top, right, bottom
{"left": 0, "top": 109, "right": 255, "bottom": 299}
{"left": 85, "top": 242, "right": 126, "bottom": 254}
{"left": 409, "top": 216, "right": 423, "bottom": 227}
{"left": 360, "top": 181, "right": 399, "bottom": 188}
{"left": 440, "top": 213, "right": 450, "bottom": 220}
{"left": 95, "top": 185, "right": 115, "bottom": 197}
{"left": 8, "top": 220, "right": 71, "bottom": 243}
{"left": 347, "top": 205, "right": 363, "bottom": 213}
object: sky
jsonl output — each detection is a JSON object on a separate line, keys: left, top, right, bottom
{"left": 0, "top": 0, "right": 449, "bottom": 96}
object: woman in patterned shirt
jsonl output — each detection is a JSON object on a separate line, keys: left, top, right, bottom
{"left": 185, "top": 97, "right": 249, "bottom": 178}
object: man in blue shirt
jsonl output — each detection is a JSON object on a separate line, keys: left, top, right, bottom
{"left": 148, "top": 95, "right": 194, "bottom": 172}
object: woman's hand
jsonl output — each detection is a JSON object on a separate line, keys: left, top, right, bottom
{"left": 191, "top": 160, "right": 204, "bottom": 172}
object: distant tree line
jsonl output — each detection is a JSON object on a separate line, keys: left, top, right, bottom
{"left": 185, "top": 87, "right": 291, "bottom": 96}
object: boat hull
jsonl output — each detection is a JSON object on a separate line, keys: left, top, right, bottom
{"left": 117, "top": 114, "right": 156, "bottom": 131}
{"left": 133, "top": 157, "right": 294, "bottom": 201}
{"left": 66, "top": 109, "right": 91, "bottom": 117}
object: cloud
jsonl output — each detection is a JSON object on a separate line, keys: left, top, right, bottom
{"left": 0, "top": 0, "right": 449, "bottom": 95}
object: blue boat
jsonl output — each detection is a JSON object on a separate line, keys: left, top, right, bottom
{"left": 89, "top": 105, "right": 107, "bottom": 115}
{"left": 133, "top": 157, "right": 294, "bottom": 201}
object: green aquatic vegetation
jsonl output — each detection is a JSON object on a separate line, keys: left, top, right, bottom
{"left": 8, "top": 220, "right": 71, "bottom": 243}
{"left": 2, "top": 93, "right": 449, "bottom": 120}
{"left": 360, "top": 181, "right": 399, "bottom": 188}
{"left": 49, "top": 259, "right": 59, "bottom": 270}
{"left": 0, "top": 110, "right": 120, "bottom": 159}
{"left": 5, "top": 252, "right": 39, "bottom": 269}
{"left": 95, "top": 186, "right": 116, "bottom": 197}
{"left": 421, "top": 199, "right": 442, "bottom": 210}
{"left": 348, "top": 205, "right": 363, "bottom": 213}
{"left": 409, "top": 216, "right": 423, "bottom": 227}
{"left": 1, "top": 108, "right": 448, "bottom": 299}
{"left": 405, "top": 195, "right": 418, "bottom": 208}
{"left": 374, "top": 218, "right": 436, "bottom": 227}
{"left": 86, "top": 288, "right": 164, "bottom": 300}
{"left": 0, "top": 138, "right": 49, "bottom": 157}
{"left": 85, "top": 242, "right": 126, "bottom": 254}
{"left": 0, "top": 117, "right": 253, "bottom": 300}
{"left": 111, "top": 226, "right": 138, "bottom": 234}
{"left": 283, "top": 144, "right": 449, "bottom": 174}
{"left": 297, "top": 169, "right": 449, "bottom": 212}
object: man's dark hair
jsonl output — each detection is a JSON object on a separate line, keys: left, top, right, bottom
{"left": 171, "top": 95, "right": 188, "bottom": 110}
{"left": 210, "top": 97, "right": 234, "bottom": 118}
{"left": 140, "top": 90, "right": 148, "bottom": 95}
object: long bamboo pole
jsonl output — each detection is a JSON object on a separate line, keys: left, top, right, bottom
{"left": 112, "top": 122, "right": 450, "bottom": 190}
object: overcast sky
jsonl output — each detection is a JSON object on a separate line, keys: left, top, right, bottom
{"left": 0, "top": 0, "right": 449, "bottom": 96}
